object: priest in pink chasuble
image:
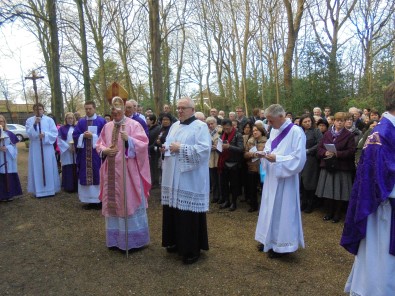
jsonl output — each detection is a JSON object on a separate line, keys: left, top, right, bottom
{"left": 96, "top": 98, "right": 151, "bottom": 252}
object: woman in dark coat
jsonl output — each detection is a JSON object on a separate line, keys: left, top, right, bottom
{"left": 218, "top": 119, "right": 244, "bottom": 211}
{"left": 240, "top": 121, "right": 253, "bottom": 202}
{"left": 299, "top": 114, "right": 323, "bottom": 213}
{"left": 315, "top": 112, "right": 356, "bottom": 223}
{"left": 155, "top": 113, "right": 173, "bottom": 185}
{"left": 147, "top": 114, "right": 161, "bottom": 188}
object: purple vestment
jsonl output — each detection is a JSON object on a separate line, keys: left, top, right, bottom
{"left": 341, "top": 117, "right": 395, "bottom": 255}
{"left": 72, "top": 116, "right": 106, "bottom": 186}
{"left": 0, "top": 131, "right": 22, "bottom": 200}
{"left": 131, "top": 113, "right": 149, "bottom": 136}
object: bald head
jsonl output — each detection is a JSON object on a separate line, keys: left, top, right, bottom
{"left": 125, "top": 101, "right": 137, "bottom": 117}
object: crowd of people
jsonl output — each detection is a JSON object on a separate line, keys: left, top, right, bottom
{"left": 1, "top": 82, "right": 395, "bottom": 294}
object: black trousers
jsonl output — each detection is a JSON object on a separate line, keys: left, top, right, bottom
{"left": 220, "top": 166, "right": 240, "bottom": 204}
{"left": 149, "top": 153, "right": 160, "bottom": 187}
{"left": 245, "top": 171, "right": 260, "bottom": 209}
{"left": 162, "top": 206, "right": 209, "bottom": 257}
{"left": 209, "top": 167, "right": 220, "bottom": 201}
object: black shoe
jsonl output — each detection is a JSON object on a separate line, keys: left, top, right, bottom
{"left": 211, "top": 199, "right": 219, "bottom": 204}
{"left": 183, "top": 254, "right": 200, "bottom": 265}
{"left": 268, "top": 249, "right": 287, "bottom": 259}
{"left": 166, "top": 245, "right": 177, "bottom": 253}
{"left": 248, "top": 207, "right": 257, "bottom": 213}
{"left": 331, "top": 217, "right": 340, "bottom": 223}
{"left": 220, "top": 201, "right": 230, "bottom": 209}
{"left": 300, "top": 203, "right": 307, "bottom": 211}
{"left": 217, "top": 199, "right": 224, "bottom": 204}
{"left": 229, "top": 204, "right": 236, "bottom": 211}
{"left": 257, "top": 243, "right": 264, "bottom": 252}
{"left": 304, "top": 207, "right": 313, "bottom": 214}
{"left": 323, "top": 214, "right": 333, "bottom": 221}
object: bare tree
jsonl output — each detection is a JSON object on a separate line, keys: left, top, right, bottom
{"left": 0, "top": 77, "right": 14, "bottom": 123}
{"left": 283, "top": 0, "right": 305, "bottom": 102}
{"left": 351, "top": 0, "right": 395, "bottom": 96}
{"left": 308, "top": 0, "right": 357, "bottom": 106}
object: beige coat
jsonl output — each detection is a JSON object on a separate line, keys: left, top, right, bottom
{"left": 209, "top": 130, "right": 220, "bottom": 168}
{"left": 244, "top": 136, "right": 267, "bottom": 172}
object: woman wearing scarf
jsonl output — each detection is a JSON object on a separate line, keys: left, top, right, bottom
{"left": 58, "top": 112, "right": 78, "bottom": 192}
{"left": 345, "top": 114, "right": 363, "bottom": 146}
{"left": 0, "top": 115, "right": 23, "bottom": 201}
{"left": 218, "top": 119, "right": 244, "bottom": 211}
{"left": 315, "top": 112, "right": 356, "bottom": 223}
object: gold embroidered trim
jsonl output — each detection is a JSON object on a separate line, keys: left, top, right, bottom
{"left": 85, "top": 120, "right": 93, "bottom": 185}
{"left": 363, "top": 131, "right": 382, "bottom": 149}
{"left": 107, "top": 124, "right": 121, "bottom": 215}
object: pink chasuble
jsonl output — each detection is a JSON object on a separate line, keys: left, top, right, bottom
{"left": 96, "top": 117, "right": 151, "bottom": 217}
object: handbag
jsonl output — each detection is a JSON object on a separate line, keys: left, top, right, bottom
{"left": 324, "top": 156, "right": 338, "bottom": 172}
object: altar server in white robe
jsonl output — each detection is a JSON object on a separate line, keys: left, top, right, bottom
{"left": 255, "top": 104, "right": 306, "bottom": 258}
{"left": 26, "top": 103, "right": 60, "bottom": 198}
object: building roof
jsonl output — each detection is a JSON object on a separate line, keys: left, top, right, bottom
{"left": 0, "top": 100, "right": 33, "bottom": 113}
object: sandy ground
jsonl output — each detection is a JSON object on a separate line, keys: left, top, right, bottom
{"left": 0, "top": 143, "right": 354, "bottom": 295}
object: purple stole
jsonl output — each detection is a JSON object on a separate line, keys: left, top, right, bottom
{"left": 4, "top": 131, "right": 19, "bottom": 145}
{"left": 270, "top": 123, "right": 294, "bottom": 152}
{"left": 85, "top": 119, "right": 94, "bottom": 185}
{"left": 73, "top": 116, "right": 106, "bottom": 186}
{"left": 58, "top": 125, "right": 72, "bottom": 141}
{"left": 341, "top": 117, "right": 395, "bottom": 255}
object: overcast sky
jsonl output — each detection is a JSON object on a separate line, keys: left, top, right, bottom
{"left": 0, "top": 22, "right": 44, "bottom": 102}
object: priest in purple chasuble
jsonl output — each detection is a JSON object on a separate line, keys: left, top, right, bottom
{"left": 0, "top": 115, "right": 23, "bottom": 201}
{"left": 255, "top": 104, "right": 306, "bottom": 259}
{"left": 58, "top": 112, "right": 77, "bottom": 193}
{"left": 96, "top": 99, "right": 151, "bottom": 251}
{"left": 72, "top": 101, "right": 106, "bottom": 204}
{"left": 340, "top": 82, "right": 395, "bottom": 296}
{"left": 26, "top": 103, "right": 61, "bottom": 198}
{"left": 161, "top": 97, "right": 211, "bottom": 265}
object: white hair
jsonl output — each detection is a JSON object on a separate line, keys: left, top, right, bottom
{"left": 195, "top": 111, "right": 205, "bottom": 121}
{"left": 206, "top": 116, "right": 217, "bottom": 124}
{"left": 178, "top": 96, "right": 195, "bottom": 108}
{"left": 264, "top": 104, "right": 285, "bottom": 117}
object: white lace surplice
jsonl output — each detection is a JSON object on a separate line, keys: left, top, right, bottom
{"left": 161, "top": 120, "right": 211, "bottom": 213}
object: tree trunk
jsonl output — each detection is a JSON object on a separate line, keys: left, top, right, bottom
{"left": 75, "top": 0, "right": 91, "bottom": 102}
{"left": 149, "top": 0, "right": 163, "bottom": 114}
{"left": 283, "top": 0, "right": 305, "bottom": 103}
{"left": 47, "top": 0, "right": 63, "bottom": 122}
